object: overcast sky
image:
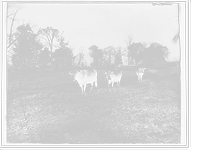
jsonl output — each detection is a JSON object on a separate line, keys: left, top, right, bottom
{"left": 8, "top": 3, "right": 184, "bottom": 61}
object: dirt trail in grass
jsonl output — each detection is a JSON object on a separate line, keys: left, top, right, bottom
{"left": 6, "top": 69, "right": 181, "bottom": 144}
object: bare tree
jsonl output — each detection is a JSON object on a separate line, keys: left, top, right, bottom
{"left": 8, "top": 9, "right": 19, "bottom": 49}
{"left": 124, "top": 34, "right": 133, "bottom": 48}
{"left": 76, "top": 51, "right": 85, "bottom": 67}
{"left": 7, "top": 5, "right": 23, "bottom": 49}
{"left": 124, "top": 34, "right": 133, "bottom": 65}
{"left": 38, "top": 27, "right": 59, "bottom": 55}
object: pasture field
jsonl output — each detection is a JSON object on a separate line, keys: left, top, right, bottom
{"left": 7, "top": 67, "right": 179, "bottom": 94}
{"left": 6, "top": 67, "right": 181, "bottom": 144}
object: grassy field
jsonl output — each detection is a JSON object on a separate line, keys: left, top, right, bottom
{"left": 7, "top": 68, "right": 179, "bottom": 94}
{"left": 6, "top": 67, "right": 181, "bottom": 144}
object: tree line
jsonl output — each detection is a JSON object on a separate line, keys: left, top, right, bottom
{"left": 8, "top": 24, "right": 168, "bottom": 70}
{"left": 7, "top": 23, "right": 171, "bottom": 71}
{"left": 8, "top": 24, "right": 72, "bottom": 70}
{"left": 87, "top": 42, "right": 169, "bottom": 68}
{"left": 127, "top": 42, "right": 170, "bottom": 67}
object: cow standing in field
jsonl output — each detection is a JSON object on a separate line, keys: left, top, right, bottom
{"left": 136, "top": 68, "right": 146, "bottom": 82}
{"left": 105, "top": 70, "right": 122, "bottom": 88}
{"left": 70, "top": 69, "right": 98, "bottom": 95}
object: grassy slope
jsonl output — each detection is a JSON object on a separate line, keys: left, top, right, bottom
{"left": 6, "top": 67, "right": 181, "bottom": 144}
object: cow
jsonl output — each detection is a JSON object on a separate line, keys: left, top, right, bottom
{"left": 105, "top": 70, "right": 122, "bottom": 88}
{"left": 136, "top": 68, "right": 146, "bottom": 82}
{"left": 69, "top": 69, "right": 98, "bottom": 95}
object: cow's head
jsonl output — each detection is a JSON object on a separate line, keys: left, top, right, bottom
{"left": 69, "top": 70, "right": 78, "bottom": 81}
{"left": 104, "top": 70, "right": 114, "bottom": 84}
{"left": 139, "top": 67, "right": 146, "bottom": 73}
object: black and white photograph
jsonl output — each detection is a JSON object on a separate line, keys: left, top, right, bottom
{"left": 0, "top": 0, "right": 190, "bottom": 148}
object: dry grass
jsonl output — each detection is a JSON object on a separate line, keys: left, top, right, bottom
{"left": 6, "top": 67, "right": 181, "bottom": 144}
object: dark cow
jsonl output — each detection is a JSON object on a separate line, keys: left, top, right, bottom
{"left": 69, "top": 68, "right": 98, "bottom": 95}
{"left": 104, "top": 69, "right": 122, "bottom": 90}
{"left": 136, "top": 67, "right": 146, "bottom": 82}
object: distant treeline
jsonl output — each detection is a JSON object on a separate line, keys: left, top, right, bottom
{"left": 7, "top": 23, "right": 178, "bottom": 71}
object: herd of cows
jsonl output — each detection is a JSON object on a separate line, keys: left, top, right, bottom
{"left": 69, "top": 67, "right": 146, "bottom": 95}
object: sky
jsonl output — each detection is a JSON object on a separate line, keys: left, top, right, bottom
{"left": 8, "top": 2, "right": 184, "bottom": 62}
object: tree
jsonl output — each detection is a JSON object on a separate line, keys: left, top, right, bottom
{"left": 75, "top": 51, "right": 85, "bottom": 68}
{"left": 38, "top": 47, "right": 51, "bottom": 68}
{"left": 7, "top": 5, "right": 23, "bottom": 50}
{"left": 114, "top": 47, "right": 123, "bottom": 67}
{"left": 141, "top": 43, "right": 170, "bottom": 67}
{"left": 12, "top": 25, "right": 43, "bottom": 69}
{"left": 28, "top": 33, "right": 43, "bottom": 65}
{"left": 89, "top": 45, "right": 103, "bottom": 68}
{"left": 127, "top": 42, "right": 145, "bottom": 65}
{"left": 52, "top": 48, "right": 73, "bottom": 69}
{"left": 38, "top": 27, "right": 59, "bottom": 55}
{"left": 102, "top": 46, "right": 116, "bottom": 67}
{"left": 52, "top": 36, "right": 73, "bottom": 69}
{"left": 124, "top": 35, "right": 133, "bottom": 65}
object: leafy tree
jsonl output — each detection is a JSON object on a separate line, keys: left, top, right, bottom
{"left": 53, "top": 47, "right": 74, "bottom": 68}
{"left": 102, "top": 46, "right": 116, "bottom": 67}
{"left": 7, "top": 24, "right": 32, "bottom": 49}
{"left": 127, "top": 42, "right": 145, "bottom": 65}
{"left": 52, "top": 36, "right": 73, "bottom": 69}
{"left": 141, "top": 43, "right": 170, "bottom": 67}
{"left": 114, "top": 47, "right": 123, "bottom": 67}
{"left": 38, "top": 47, "right": 51, "bottom": 68}
{"left": 89, "top": 45, "right": 103, "bottom": 68}
{"left": 25, "top": 40, "right": 42, "bottom": 68}
{"left": 38, "top": 27, "right": 59, "bottom": 55}
{"left": 12, "top": 24, "right": 43, "bottom": 69}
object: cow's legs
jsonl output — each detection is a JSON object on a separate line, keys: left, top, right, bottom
{"left": 94, "top": 80, "right": 98, "bottom": 91}
{"left": 90, "top": 83, "right": 94, "bottom": 91}
{"left": 81, "top": 85, "right": 84, "bottom": 94}
{"left": 138, "top": 76, "right": 141, "bottom": 83}
{"left": 112, "top": 82, "right": 114, "bottom": 88}
{"left": 83, "top": 84, "right": 87, "bottom": 95}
